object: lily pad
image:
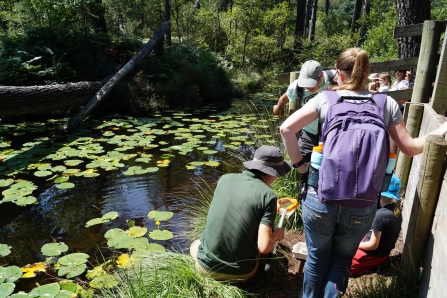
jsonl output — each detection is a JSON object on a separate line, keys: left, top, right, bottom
{"left": 0, "top": 179, "right": 13, "bottom": 187}
{"left": 58, "top": 253, "right": 89, "bottom": 266}
{"left": 59, "top": 282, "right": 77, "bottom": 293}
{"left": 148, "top": 210, "right": 174, "bottom": 221}
{"left": 0, "top": 283, "right": 15, "bottom": 298}
{"left": 54, "top": 176, "right": 69, "bottom": 183}
{"left": 85, "top": 218, "right": 104, "bottom": 227}
{"left": 0, "top": 244, "right": 11, "bottom": 257}
{"left": 132, "top": 243, "right": 166, "bottom": 257}
{"left": 0, "top": 266, "right": 22, "bottom": 283}
{"left": 58, "top": 263, "right": 87, "bottom": 278}
{"left": 29, "top": 283, "right": 60, "bottom": 297}
{"left": 41, "top": 243, "right": 69, "bottom": 257}
{"left": 203, "top": 150, "right": 218, "bottom": 155}
{"left": 10, "top": 294, "right": 32, "bottom": 298}
{"left": 54, "top": 290, "right": 72, "bottom": 298}
{"left": 205, "top": 161, "right": 220, "bottom": 167}
{"left": 34, "top": 170, "right": 53, "bottom": 177}
{"left": 56, "top": 182, "right": 75, "bottom": 189}
{"left": 125, "top": 226, "right": 147, "bottom": 238}
{"left": 102, "top": 211, "right": 118, "bottom": 220}
{"left": 148, "top": 229, "right": 174, "bottom": 241}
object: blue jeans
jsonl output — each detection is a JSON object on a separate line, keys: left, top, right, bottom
{"left": 302, "top": 193, "right": 376, "bottom": 298}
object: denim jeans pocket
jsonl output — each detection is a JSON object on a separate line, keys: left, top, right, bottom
{"left": 347, "top": 213, "right": 375, "bottom": 237}
{"left": 303, "top": 200, "right": 328, "bottom": 232}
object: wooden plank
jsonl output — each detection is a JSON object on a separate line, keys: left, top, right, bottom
{"left": 419, "top": 104, "right": 445, "bottom": 137}
{"left": 394, "top": 23, "right": 424, "bottom": 38}
{"left": 412, "top": 21, "right": 443, "bottom": 104}
{"left": 394, "top": 21, "right": 447, "bottom": 38}
{"left": 276, "top": 73, "right": 291, "bottom": 84}
{"left": 384, "top": 89, "right": 415, "bottom": 101}
{"left": 370, "top": 57, "right": 419, "bottom": 73}
{"left": 431, "top": 26, "right": 447, "bottom": 115}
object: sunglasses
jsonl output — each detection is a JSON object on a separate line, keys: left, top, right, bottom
{"left": 395, "top": 70, "right": 405, "bottom": 73}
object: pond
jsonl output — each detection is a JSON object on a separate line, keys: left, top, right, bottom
{"left": 0, "top": 96, "right": 279, "bottom": 293}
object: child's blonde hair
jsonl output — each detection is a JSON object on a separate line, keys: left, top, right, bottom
{"left": 379, "top": 73, "right": 391, "bottom": 86}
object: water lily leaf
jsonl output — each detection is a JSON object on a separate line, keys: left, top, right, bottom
{"left": 0, "top": 179, "right": 13, "bottom": 187}
{"left": 58, "top": 253, "right": 89, "bottom": 266}
{"left": 37, "top": 165, "right": 52, "bottom": 171}
{"left": 54, "top": 176, "right": 69, "bottom": 183}
{"left": 58, "top": 263, "right": 87, "bottom": 278}
{"left": 59, "top": 282, "right": 77, "bottom": 293}
{"left": 63, "top": 169, "right": 80, "bottom": 174}
{"left": 135, "top": 157, "right": 151, "bottom": 163}
{"left": 14, "top": 196, "right": 37, "bottom": 206}
{"left": 0, "top": 244, "right": 11, "bottom": 257}
{"left": 29, "top": 283, "right": 60, "bottom": 297}
{"left": 21, "top": 262, "right": 47, "bottom": 278}
{"left": 64, "top": 160, "right": 84, "bottom": 166}
{"left": 89, "top": 274, "right": 119, "bottom": 289}
{"left": 85, "top": 218, "right": 103, "bottom": 227}
{"left": 1, "top": 266, "right": 22, "bottom": 283}
{"left": 205, "top": 161, "right": 220, "bottom": 167}
{"left": 10, "top": 293, "right": 32, "bottom": 297}
{"left": 146, "top": 167, "right": 159, "bottom": 173}
{"left": 189, "top": 161, "right": 204, "bottom": 166}
{"left": 203, "top": 150, "right": 218, "bottom": 155}
{"left": 0, "top": 283, "right": 15, "bottom": 297}
{"left": 41, "top": 243, "right": 69, "bottom": 257}
{"left": 116, "top": 254, "right": 134, "bottom": 269}
{"left": 106, "top": 234, "right": 134, "bottom": 249}
{"left": 149, "top": 229, "right": 173, "bottom": 241}
{"left": 51, "top": 165, "right": 67, "bottom": 172}
{"left": 34, "top": 170, "right": 52, "bottom": 177}
{"left": 132, "top": 244, "right": 165, "bottom": 258}
{"left": 148, "top": 210, "right": 174, "bottom": 221}
{"left": 54, "top": 290, "right": 72, "bottom": 298}
{"left": 104, "top": 228, "right": 126, "bottom": 239}
{"left": 102, "top": 211, "right": 118, "bottom": 220}
{"left": 186, "top": 165, "right": 196, "bottom": 170}
{"left": 56, "top": 182, "right": 75, "bottom": 189}
{"left": 125, "top": 226, "right": 147, "bottom": 238}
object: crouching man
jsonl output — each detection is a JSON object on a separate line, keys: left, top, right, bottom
{"left": 350, "top": 174, "right": 403, "bottom": 275}
{"left": 190, "top": 146, "right": 292, "bottom": 282}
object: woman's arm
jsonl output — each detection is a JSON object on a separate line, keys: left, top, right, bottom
{"left": 280, "top": 102, "right": 319, "bottom": 173}
{"left": 388, "top": 121, "right": 447, "bottom": 157}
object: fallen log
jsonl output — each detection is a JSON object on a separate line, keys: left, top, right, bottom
{"left": 64, "top": 21, "right": 170, "bottom": 129}
{"left": 0, "top": 81, "right": 103, "bottom": 115}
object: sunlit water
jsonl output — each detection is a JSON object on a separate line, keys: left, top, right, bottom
{"left": 0, "top": 97, "right": 276, "bottom": 291}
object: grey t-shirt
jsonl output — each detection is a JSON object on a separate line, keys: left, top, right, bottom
{"left": 308, "top": 90, "right": 403, "bottom": 127}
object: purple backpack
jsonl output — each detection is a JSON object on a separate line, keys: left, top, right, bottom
{"left": 318, "top": 91, "right": 390, "bottom": 206}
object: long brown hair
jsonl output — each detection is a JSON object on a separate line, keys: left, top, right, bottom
{"left": 332, "top": 48, "right": 370, "bottom": 91}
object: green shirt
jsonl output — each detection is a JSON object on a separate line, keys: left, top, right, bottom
{"left": 197, "top": 171, "right": 277, "bottom": 275}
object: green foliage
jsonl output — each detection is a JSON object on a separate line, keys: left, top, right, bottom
{"left": 296, "top": 34, "right": 358, "bottom": 68}
{"left": 362, "top": 8, "right": 398, "bottom": 62}
{"left": 432, "top": 0, "right": 447, "bottom": 20}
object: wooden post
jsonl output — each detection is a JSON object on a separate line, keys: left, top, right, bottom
{"left": 287, "top": 71, "right": 299, "bottom": 115}
{"left": 430, "top": 25, "right": 447, "bottom": 115}
{"left": 64, "top": 21, "right": 170, "bottom": 130}
{"left": 412, "top": 21, "right": 442, "bottom": 104}
{"left": 395, "top": 104, "right": 424, "bottom": 194}
{"left": 398, "top": 135, "right": 447, "bottom": 285}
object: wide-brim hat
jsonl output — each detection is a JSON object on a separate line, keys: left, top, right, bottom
{"left": 381, "top": 174, "right": 401, "bottom": 200}
{"left": 297, "top": 60, "right": 323, "bottom": 88}
{"left": 243, "top": 146, "right": 292, "bottom": 177}
{"left": 368, "top": 73, "right": 379, "bottom": 80}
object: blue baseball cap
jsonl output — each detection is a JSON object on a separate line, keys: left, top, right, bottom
{"left": 381, "top": 174, "right": 401, "bottom": 200}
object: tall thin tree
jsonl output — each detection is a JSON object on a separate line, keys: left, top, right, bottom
{"left": 294, "top": 0, "right": 306, "bottom": 49}
{"left": 351, "top": 0, "right": 362, "bottom": 34}
{"left": 165, "top": 0, "right": 171, "bottom": 45}
{"left": 359, "top": 0, "right": 370, "bottom": 43}
{"left": 308, "top": 0, "right": 318, "bottom": 41}
{"left": 304, "top": 0, "right": 313, "bottom": 39}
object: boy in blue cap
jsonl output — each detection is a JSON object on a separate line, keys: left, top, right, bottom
{"left": 350, "top": 174, "right": 403, "bottom": 275}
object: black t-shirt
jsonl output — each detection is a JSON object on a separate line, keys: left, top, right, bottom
{"left": 363, "top": 202, "right": 402, "bottom": 257}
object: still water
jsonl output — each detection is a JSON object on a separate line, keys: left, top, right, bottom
{"left": 0, "top": 97, "right": 277, "bottom": 290}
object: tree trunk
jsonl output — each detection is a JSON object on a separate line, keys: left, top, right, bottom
{"left": 359, "top": 0, "right": 370, "bottom": 42}
{"left": 308, "top": 0, "right": 317, "bottom": 41}
{"left": 325, "top": 0, "right": 330, "bottom": 15}
{"left": 91, "top": 0, "right": 108, "bottom": 33}
{"left": 0, "top": 82, "right": 103, "bottom": 115}
{"left": 396, "top": 0, "right": 430, "bottom": 59}
{"left": 294, "top": 0, "right": 306, "bottom": 49}
{"left": 165, "top": 0, "right": 171, "bottom": 46}
{"left": 304, "top": 0, "right": 312, "bottom": 39}
{"left": 351, "top": 0, "right": 362, "bottom": 34}
{"left": 64, "top": 21, "right": 170, "bottom": 129}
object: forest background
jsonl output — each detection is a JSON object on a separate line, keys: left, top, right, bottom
{"left": 1, "top": 0, "right": 447, "bottom": 116}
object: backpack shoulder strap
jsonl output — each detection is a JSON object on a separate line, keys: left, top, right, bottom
{"left": 321, "top": 90, "right": 339, "bottom": 107}
{"left": 371, "top": 93, "right": 387, "bottom": 120}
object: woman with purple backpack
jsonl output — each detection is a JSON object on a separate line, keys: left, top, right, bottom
{"left": 280, "top": 48, "right": 447, "bottom": 298}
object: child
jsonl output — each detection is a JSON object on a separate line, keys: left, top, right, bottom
{"left": 368, "top": 73, "right": 379, "bottom": 92}
{"left": 350, "top": 174, "right": 403, "bottom": 275}
{"left": 377, "top": 73, "right": 391, "bottom": 93}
